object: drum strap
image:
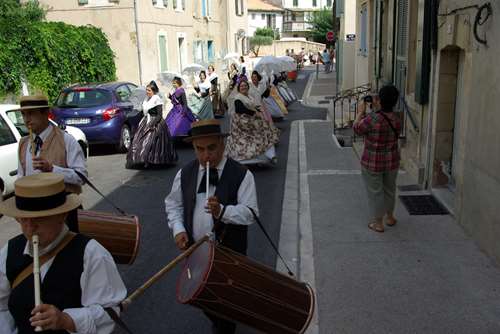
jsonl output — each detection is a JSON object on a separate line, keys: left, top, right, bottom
{"left": 247, "top": 207, "right": 295, "bottom": 277}
{"left": 104, "top": 307, "right": 134, "bottom": 334}
{"left": 75, "top": 170, "right": 127, "bottom": 216}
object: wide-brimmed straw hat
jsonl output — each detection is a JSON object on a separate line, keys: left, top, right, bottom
{"left": 17, "top": 95, "right": 50, "bottom": 111}
{"left": 0, "top": 173, "right": 81, "bottom": 219}
{"left": 184, "top": 119, "right": 229, "bottom": 142}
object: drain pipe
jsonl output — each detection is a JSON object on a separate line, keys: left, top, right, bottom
{"left": 133, "top": 0, "right": 143, "bottom": 86}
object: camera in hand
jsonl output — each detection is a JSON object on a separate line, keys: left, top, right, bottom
{"left": 363, "top": 95, "right": 373, "bottom": 103}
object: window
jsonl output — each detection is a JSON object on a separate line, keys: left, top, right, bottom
{"left": 312, "top": 0, "right": 317, "bottom": 7}
{"left": 251, "top": 13, "right": 255, "bottom": 19}
{"left": 81, "top": 0, "right": 113, "bottom": 6}
{"left": 6, "top": 110, "right": 28, "bottom": 136}
{"left": 207, "top": 40, "right": 214, "bottom": 61}
{"left": 193, "top": 40, "right": 204, "bottom": 63}
{"left": 158, "top": 34, "right": 168, "bottom": 72}
{"left": 235, "top": 0, "right": 244, "bottom": 15}
{"left": 326, "top": 0, "right": 332, "bottom": 6}
{"left": 261, "top": 14, "right": 265, "bottom": 20}
{"left": 55, "top": 89, "right": 112, "bottom": 108}
{"left": 0, "top": 115, "right": 16, "bottom": 146}
{"left": 359, "top": 3, "right": 368, "bottom": 56}
{"left": 174, "top": 0, "right": 184, "bottom": 11}
{"left": 293, "top": 0, "right": 298, "bottom": 7}
{"left": 115, "top": 85, "right": 131, "bottom": 102}
{"left": 202, "top": 0, "right": 207, "bottom": 16}
{"left": 152, "top": 0, "right": 169, "bottom": 7}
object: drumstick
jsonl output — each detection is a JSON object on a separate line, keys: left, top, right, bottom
{"left": 121, "top": 234, "right": 210, "bottom": 310}
{"left": 206, "top": 161, "right": 210, "bottom": 202}
{"left": 32, "top": 235, "right": 43, "bottom": 332}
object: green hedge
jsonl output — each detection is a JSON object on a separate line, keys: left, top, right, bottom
{"left": 0, "top": 21, "right": 116, "bottom": 102}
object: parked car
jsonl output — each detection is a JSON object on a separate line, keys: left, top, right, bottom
{"left": 51, "top": 82, "right": 144, "bottom": 152}
{"left": 0, "top": 104, "right": 88, "bottom": 197}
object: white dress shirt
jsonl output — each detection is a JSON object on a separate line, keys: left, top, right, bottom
{"left": 17, "top": 124, "right": 87, "bottom": 186}
{"left": 0, "top": 226, "right": 127, "bottom": 334}
{"left": 165, "top": 157, "right": 258, "bottom": 240}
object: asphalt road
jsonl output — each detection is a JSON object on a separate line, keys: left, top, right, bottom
{"left": 84, "top": 68, "right": 326, "bottom": 334}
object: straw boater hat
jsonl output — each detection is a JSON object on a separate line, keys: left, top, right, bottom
{"left": 184, "top": 119, "right": 229, "bottom": 142}
{"left": 0, "top": 173, "right": 81, "bottom": 219}
{"left": 17, "top": 95, "right": 50, "bottom": 111}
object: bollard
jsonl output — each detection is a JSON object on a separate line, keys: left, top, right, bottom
{"left": 316, "top": 63, "right": 319, "bottom": 79}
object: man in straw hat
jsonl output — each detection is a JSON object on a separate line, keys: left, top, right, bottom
{"left": 17, "top": 95, "right": 87, "bottom": 232}
{"left": 0, "top": 173, "right": 126, "bottom": 333}
{"left": 165, "top": 119, "right": 258, "bottom": 334}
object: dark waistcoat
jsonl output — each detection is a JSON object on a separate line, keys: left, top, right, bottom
{"left": 181, "top": 158, "right": 248, "bottom": 254}
{"left": 6, "top": 234, "right": 90, "bottom": 334}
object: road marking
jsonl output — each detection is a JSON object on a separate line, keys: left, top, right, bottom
{"left": 298, "top": 74, "right": 306, "bottom": 80}
{"left": 308, "top": 169, "right": 361, "bottom": 175}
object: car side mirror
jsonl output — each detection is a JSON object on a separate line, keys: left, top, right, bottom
{"left": 58, "top": 122, "right": 67, "bottom": 131}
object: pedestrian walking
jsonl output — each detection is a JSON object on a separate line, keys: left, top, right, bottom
{"left": 165, "top": 119, "right": 258, "bottom": 334}
{"left": 16, "top": 95, "right": 87, "bottom": 232}
{"left": 0, "top": 173, "right": 126, "bottom": 333}
{"left": 126, "top": 80, "right": 177, "bottom": 168}
{"left": 321, "top": 49, "right": 331, "bottom": 73}
{"left": 353, "top": 85, "right": 401, "bottom": 233}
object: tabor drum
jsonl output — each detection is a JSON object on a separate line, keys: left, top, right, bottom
{"left": 78, "top": 210, "right": 140, "bottom": 265}
{"left": 176, "top": 240, "right": 315, "bottom": 334}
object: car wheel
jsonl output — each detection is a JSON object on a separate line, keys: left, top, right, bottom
{"left": 118, "top": 124, "right": 131, "bottom": 153}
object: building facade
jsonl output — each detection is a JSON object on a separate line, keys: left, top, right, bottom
{"left": 351, "top": 0, "right": 500, "bottom": 263}
{"left": 335, "top": 0, "right": 356, "bottom": 92}
{"left": 248, "top": 0, "right": 284, "bottom": 37}
{"left": 39, "top": 0, "right": 248, "bottom": 86}
{"left": 281, "top": 0, "right": 333, "bottom": 39}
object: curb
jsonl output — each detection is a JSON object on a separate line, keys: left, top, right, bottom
{"left": 278, "top": 120, "right": 320, "bottom": 334}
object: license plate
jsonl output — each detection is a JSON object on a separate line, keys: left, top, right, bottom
{"left": 66, "top": 118, "right": 90, "bottom": 125}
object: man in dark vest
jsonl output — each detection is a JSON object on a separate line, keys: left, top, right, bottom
{"left": 165, "top": 119, "right": 258, "bottom": 334}
{"left": 17, "top": 95, "right": 87, "bottom": 232}
{"left": 0, "top": 173, "right": 126, "bottom": 334}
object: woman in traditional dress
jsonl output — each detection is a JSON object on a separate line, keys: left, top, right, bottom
{"left": 269, "top": 74, "right": 288, "bottom": 116}
{"left": 226, "top": 80, "right": 280, "bottom": 165}
{"left": 276, "top": 72, "right": 297, "bottom": 104}
{"left": 208, "top": 65, "right": 225, "bottom": 117}
{"left": 238, "top": 56, "right": 248, "bottom": 83}
{"left": 188, "top": 71, "right": 214, "bottom": 120}
{"left": 165, "top": 77, "right": 196, "bottom": 138}
{"left": 262, "top": 74, "right": 285, "bottom": 120}
{"left": 249, "top": 70, "right": 273, "bottom": 123}
{"left": 126, "top": 80, "right": 177, "bottom": 169}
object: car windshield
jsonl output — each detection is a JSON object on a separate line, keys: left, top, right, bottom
{"left": 0, "top": 114, "right": 16, "bottom": 146}
{"left": 56, "top": 88, "right": 112, "bottom": 108}
{"left": 5, "top": 110, "right": 29, "bottom": 136}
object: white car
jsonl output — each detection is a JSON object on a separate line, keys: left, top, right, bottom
{"left": 0, "top": 105, "right": 88, "bottom": 197}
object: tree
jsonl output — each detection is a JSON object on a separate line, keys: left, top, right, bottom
{"left": 249, "top": 27, "right": 275, "bottom": 57}
{"left": 307, "top": 8, "right": 334, "bottom": 44}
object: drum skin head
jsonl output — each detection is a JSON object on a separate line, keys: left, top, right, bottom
{"left": 176, "top": 240, "right": 214, "bottom": 303}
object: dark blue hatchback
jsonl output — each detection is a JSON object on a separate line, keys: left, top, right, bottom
{"left": 51, "top": 82, "right": 143, "bottom": 152}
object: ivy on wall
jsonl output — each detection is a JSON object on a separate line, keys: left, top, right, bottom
{"left": 0, "top": 3, "right": 116, "bottom": 102}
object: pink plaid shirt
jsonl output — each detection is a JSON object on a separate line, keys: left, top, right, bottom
{"left": 353, "top": 111, "right": 401, "bottom": 172}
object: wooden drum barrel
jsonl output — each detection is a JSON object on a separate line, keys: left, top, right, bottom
{"left": 177, "top": 240, "right": 315, "bottom": 334}
{"left": 77, "top": 210, "right": 140, "bottom": 265}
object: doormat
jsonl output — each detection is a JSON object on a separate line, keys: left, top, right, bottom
{"left": 398, "top": 184, "right": 422, "bottom": 192}
{"left": 399, "top": 195, "right": 449, "bottom": 215}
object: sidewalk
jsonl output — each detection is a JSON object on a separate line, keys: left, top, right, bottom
{"left": 279, "top": 72, "right": 500, "bottom": 333}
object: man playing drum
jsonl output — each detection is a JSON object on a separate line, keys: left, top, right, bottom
{"left": 0, "top": 173, "right": 126, "bottom": 333}
{"left": 17, "top": 95, "right": 87, "bottom": 232}
{"left": 165, "top": 119, "right": 258, "bottom": 334}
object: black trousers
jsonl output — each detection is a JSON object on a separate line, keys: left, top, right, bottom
{"left": 65, "top": 205, "right": 82, "bottom": 233}
{"left": 205, "top": 312, "right": 236, "bottom": 334}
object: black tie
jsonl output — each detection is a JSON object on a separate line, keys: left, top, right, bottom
{"left": 198, "top": 168, "right": 219, "bottom": 193}
{"left": 34, "top": 136, "right": 43, "bottom": 155}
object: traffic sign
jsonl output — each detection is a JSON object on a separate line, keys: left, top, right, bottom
{"left": 326, "top": 31, "right": 334, "bottom": 41}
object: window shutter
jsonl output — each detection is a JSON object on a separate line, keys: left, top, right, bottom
{"left": 152, "top": 0, "right": 158, "bottom": 5}
{"left": 163, "top": 0, "right": 168, "bottom": 6}
{"left": 182, "top": 0, "right": 185, "bottom": 10}
{"left": 109, "top": 0, "right": 119, "bottom": 3}
{"left": 235, "top": 0, "right": 239, "bottom": 15}
{"left": 173, "top": 0, "right": 177, "bottom": 9}
{"left": 397, "top": 0, "right": 409, "bottom": 58}
{"left": 78, "top": 0, "right": 89, "bottom": 5}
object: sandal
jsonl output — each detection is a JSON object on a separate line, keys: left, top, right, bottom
{"left": 386, "top": 217, "right": 397, "bottom": 227}
{"left": 368, "top": 222, "right": 384, "bottom": 233}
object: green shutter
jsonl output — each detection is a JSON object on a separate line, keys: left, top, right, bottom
{"left": 78, "top": 0, "right": 88, "bottom": 5}
{"left": 159, "top": 35, "right": 168, "bottom": 72}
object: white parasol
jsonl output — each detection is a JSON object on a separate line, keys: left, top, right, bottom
{"left": 181, "top": 63, "right": 206, "bottom": 75}
{"left": 277, "top": 56, "right": 296, "bottom": 72}
{"left": 223, "top": 52, "right": 240, "bottom": 61}
{"left": 157, "top": 71, "right": 185, "bottom": 86}
{"left": 253, "top": 56, "right": 282, "bottom": 75}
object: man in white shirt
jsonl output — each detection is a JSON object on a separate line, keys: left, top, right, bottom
{"left": 0, "top": 173, "right": 126, "bottom": 334}
{"left": 165, "top": 119, "right": 258, "bottom": 333}
{"left": 16, "top": 95, "right": 87, "bottom": 232}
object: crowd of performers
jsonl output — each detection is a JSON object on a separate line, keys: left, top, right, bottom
{"left": 126, "top": 59, "right": 298, "bottom": 169}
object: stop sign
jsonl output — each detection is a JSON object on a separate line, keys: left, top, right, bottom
{"left": 326, "top": 31, "right": 334, "bottom": 41}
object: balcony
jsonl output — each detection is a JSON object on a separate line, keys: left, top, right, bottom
{"left": 283, "top": 21, "right": 313, "bottom": 32}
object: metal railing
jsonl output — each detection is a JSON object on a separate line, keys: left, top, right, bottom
{"left": 398, "top": 96, "right": 419, "bottom": 139}
{"left": 332, "top": 83, "right": 371, "bottom": 134}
